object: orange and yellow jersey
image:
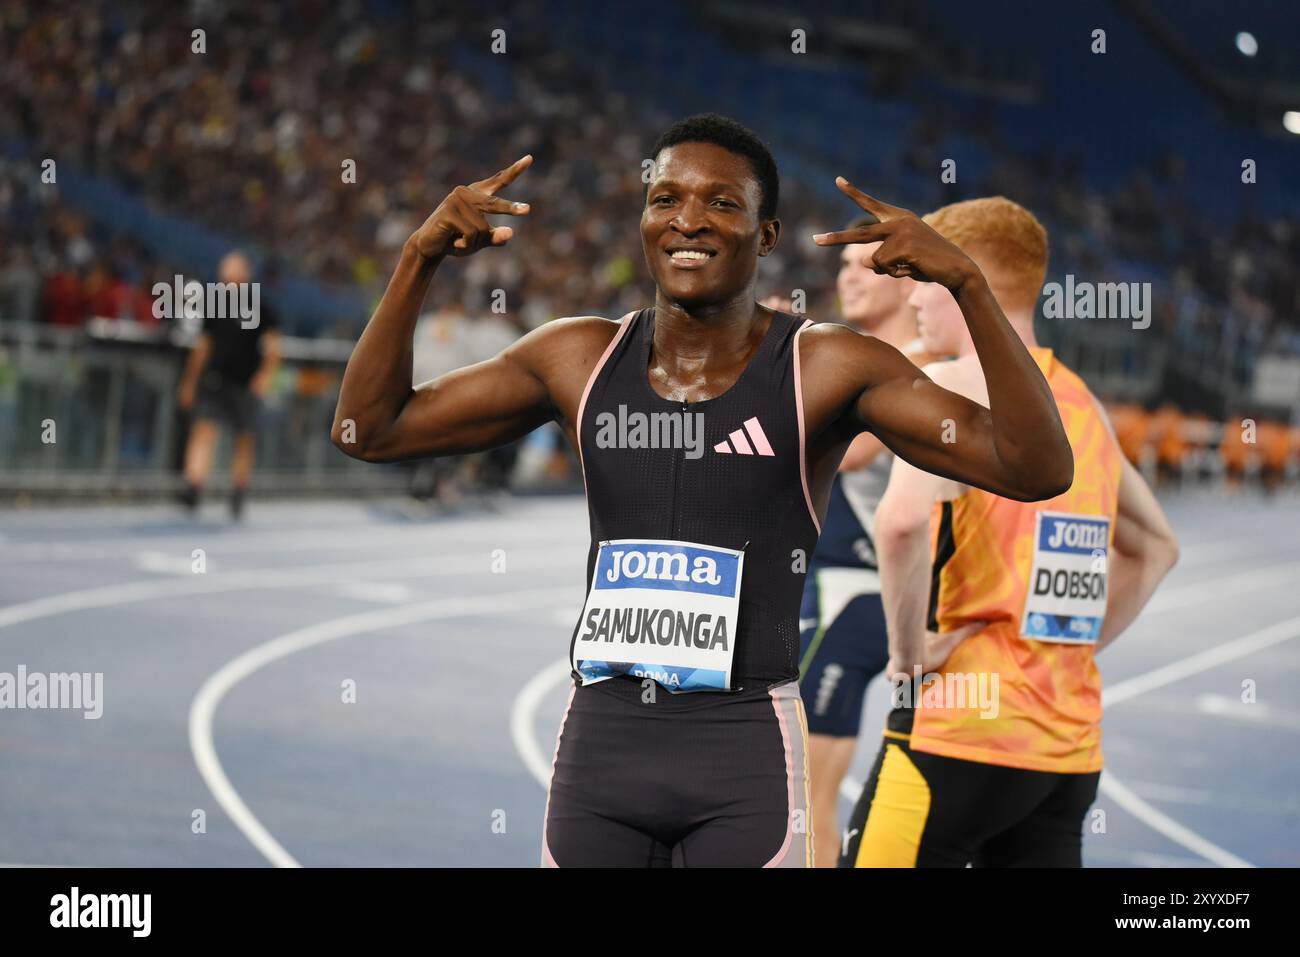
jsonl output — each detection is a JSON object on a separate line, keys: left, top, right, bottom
{"left": 911, "top": 349, "right": 1122, "bottom": 774}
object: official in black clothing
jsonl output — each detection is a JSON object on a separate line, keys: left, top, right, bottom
{"left": 176, "top": 250, "right": 281, "bottom": 519}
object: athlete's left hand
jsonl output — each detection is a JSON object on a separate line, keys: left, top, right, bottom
{"left": 813, "top": 178, "right": 979, "bottom": 292}
{"left": 923, "top": 621, "right": 987, "bottom": 673}
{"left": 886, "top": 620, "right": 985, "bottom": 678}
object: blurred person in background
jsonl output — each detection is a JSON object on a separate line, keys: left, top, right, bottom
{"left": 408, "top": 301, "right": 521, "bottom": 500}
{"left": 0, "top": 246, "right": 41, "bottom": 323}
{"left": 176, "top": 250, "right": 280, "bottom": 520}
{"left": 792, "top": 222, "right": 943, "bottom": 867}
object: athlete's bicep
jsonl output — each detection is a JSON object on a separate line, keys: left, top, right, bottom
{"left": 354, "top": 318, "right": 613, "bottom": 462}
{"left": 387, "top": 348, "right": 554, "bottom": 459}
{"left": 852, "top": 357, "right": 1013, "bottom": 498}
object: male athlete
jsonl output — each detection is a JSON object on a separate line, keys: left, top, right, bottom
{"left": 332, "top": 114, "right": 1074, "bottom": 867}
{"left": 797, "top": 223, "right": 946, "bottom": 867}
{"left": 841, "top": 198, "right": 1180, "bottom": 867}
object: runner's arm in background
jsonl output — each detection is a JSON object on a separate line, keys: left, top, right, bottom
{"left": 250, "top": 330, "right": 281, "bottom": 397}
{"left": 1096, "top": 455, "right": 1179, "bottom": 651}
{"left": 874, "top": 360, "right": 981, "bottom": 675}
{"left": 875, "top": 452, "right": 947, "bottom": 675}
{"left": 176, "top": 333, "right": 211, "bottom": 411}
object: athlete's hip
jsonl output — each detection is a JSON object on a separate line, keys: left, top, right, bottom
{"left": 552, "top": 678, "right": 802, "bottom": 781}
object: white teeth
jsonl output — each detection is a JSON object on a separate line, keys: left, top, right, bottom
{"left": 671, "top": 250, "right": 712, "bottom": 261}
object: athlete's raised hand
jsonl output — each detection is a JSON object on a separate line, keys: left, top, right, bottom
{"left": 813, "top": 177, "right": 977, "bottom": 291}
{"left": 411, "top": 154, "right": 533, "bottom": 260}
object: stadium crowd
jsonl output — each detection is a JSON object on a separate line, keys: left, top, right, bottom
{"left": 1, "top": 0, "right": 1297, "bottom": 391}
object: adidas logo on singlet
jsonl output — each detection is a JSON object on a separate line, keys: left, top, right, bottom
{"left": 714, "top": 416, "right": 775, "bottom": 456}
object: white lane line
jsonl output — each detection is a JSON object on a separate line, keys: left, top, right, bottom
{"left": 1097, "top": 771, "right": 1254, "bottom": 869}
{"left": 190, "top": 588, "right": 563, "bottom": 868}
{"left": 0, "top": 547, "right": 575, "bottom": 630}
{"left": 511, "top": 658, "right": 574, "bottom": 789}
{"left": 1143, "top": 561, "right": 1300, "bottom": 613}
{"left": 1091, "top": 613, "right": 1300, "bottom": 869}
{"left": 1103, "top": 614, "right": 1300, "bottom": 707}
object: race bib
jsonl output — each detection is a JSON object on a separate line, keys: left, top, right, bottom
{"left": 572, "top": 539, "right": 744, "bottom": 692}
{"left": 1020, "top": 512, "right": 1109, "bottom": 644}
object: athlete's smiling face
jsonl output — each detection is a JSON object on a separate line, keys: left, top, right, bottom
{"left": 641, "top": 142, "right": 779, "bottom": 307}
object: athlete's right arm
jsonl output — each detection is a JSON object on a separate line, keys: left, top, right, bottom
{"left": 839, "top": 348, "right": 944, "bottom": 472}
{"left": 1096, "top": 456, "right": 1179, "bottom": 651}
{"left": 331, "top": 155, "right": 567, "bottom": 462}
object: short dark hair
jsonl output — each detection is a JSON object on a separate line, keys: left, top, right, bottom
{"left": 650, "top": 113, "right": 779, "bottom": 220}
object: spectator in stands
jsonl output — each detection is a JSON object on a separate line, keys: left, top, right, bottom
{"left": 0, "top": 246, "right": 40, "bottom": 323}
{"left": 41, "top": 261, "right": 87, "bottom": 327}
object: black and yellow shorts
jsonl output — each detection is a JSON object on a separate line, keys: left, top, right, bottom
{"left": 839, "top": 709, "right": 1100, "bottom": 868}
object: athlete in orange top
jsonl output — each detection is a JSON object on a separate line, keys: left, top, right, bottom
{"left": 842, "top": 198, "right": 1180, "bottom": 867}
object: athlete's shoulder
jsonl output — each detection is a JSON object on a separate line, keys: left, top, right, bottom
{"left": 796, "top": 319, "right": 893, "bottom": 363}
{"left": 508, "top": 313, "right": 624, "bottom": 358}
{"left": 539, "top": 313, "right": 625, "bottom": 339}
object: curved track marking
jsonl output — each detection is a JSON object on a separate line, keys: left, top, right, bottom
{"left": 511, "top": 658, "right": 575, "bottom": 789}
{"left": 1095, "top": 770, "right": 1253, "bottom": 868}
{"left": 1103, "top": 614, "right": 1300, "bottom": 707}
{"left": 190, "top": 588, "right": 562, "bottom": 867}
